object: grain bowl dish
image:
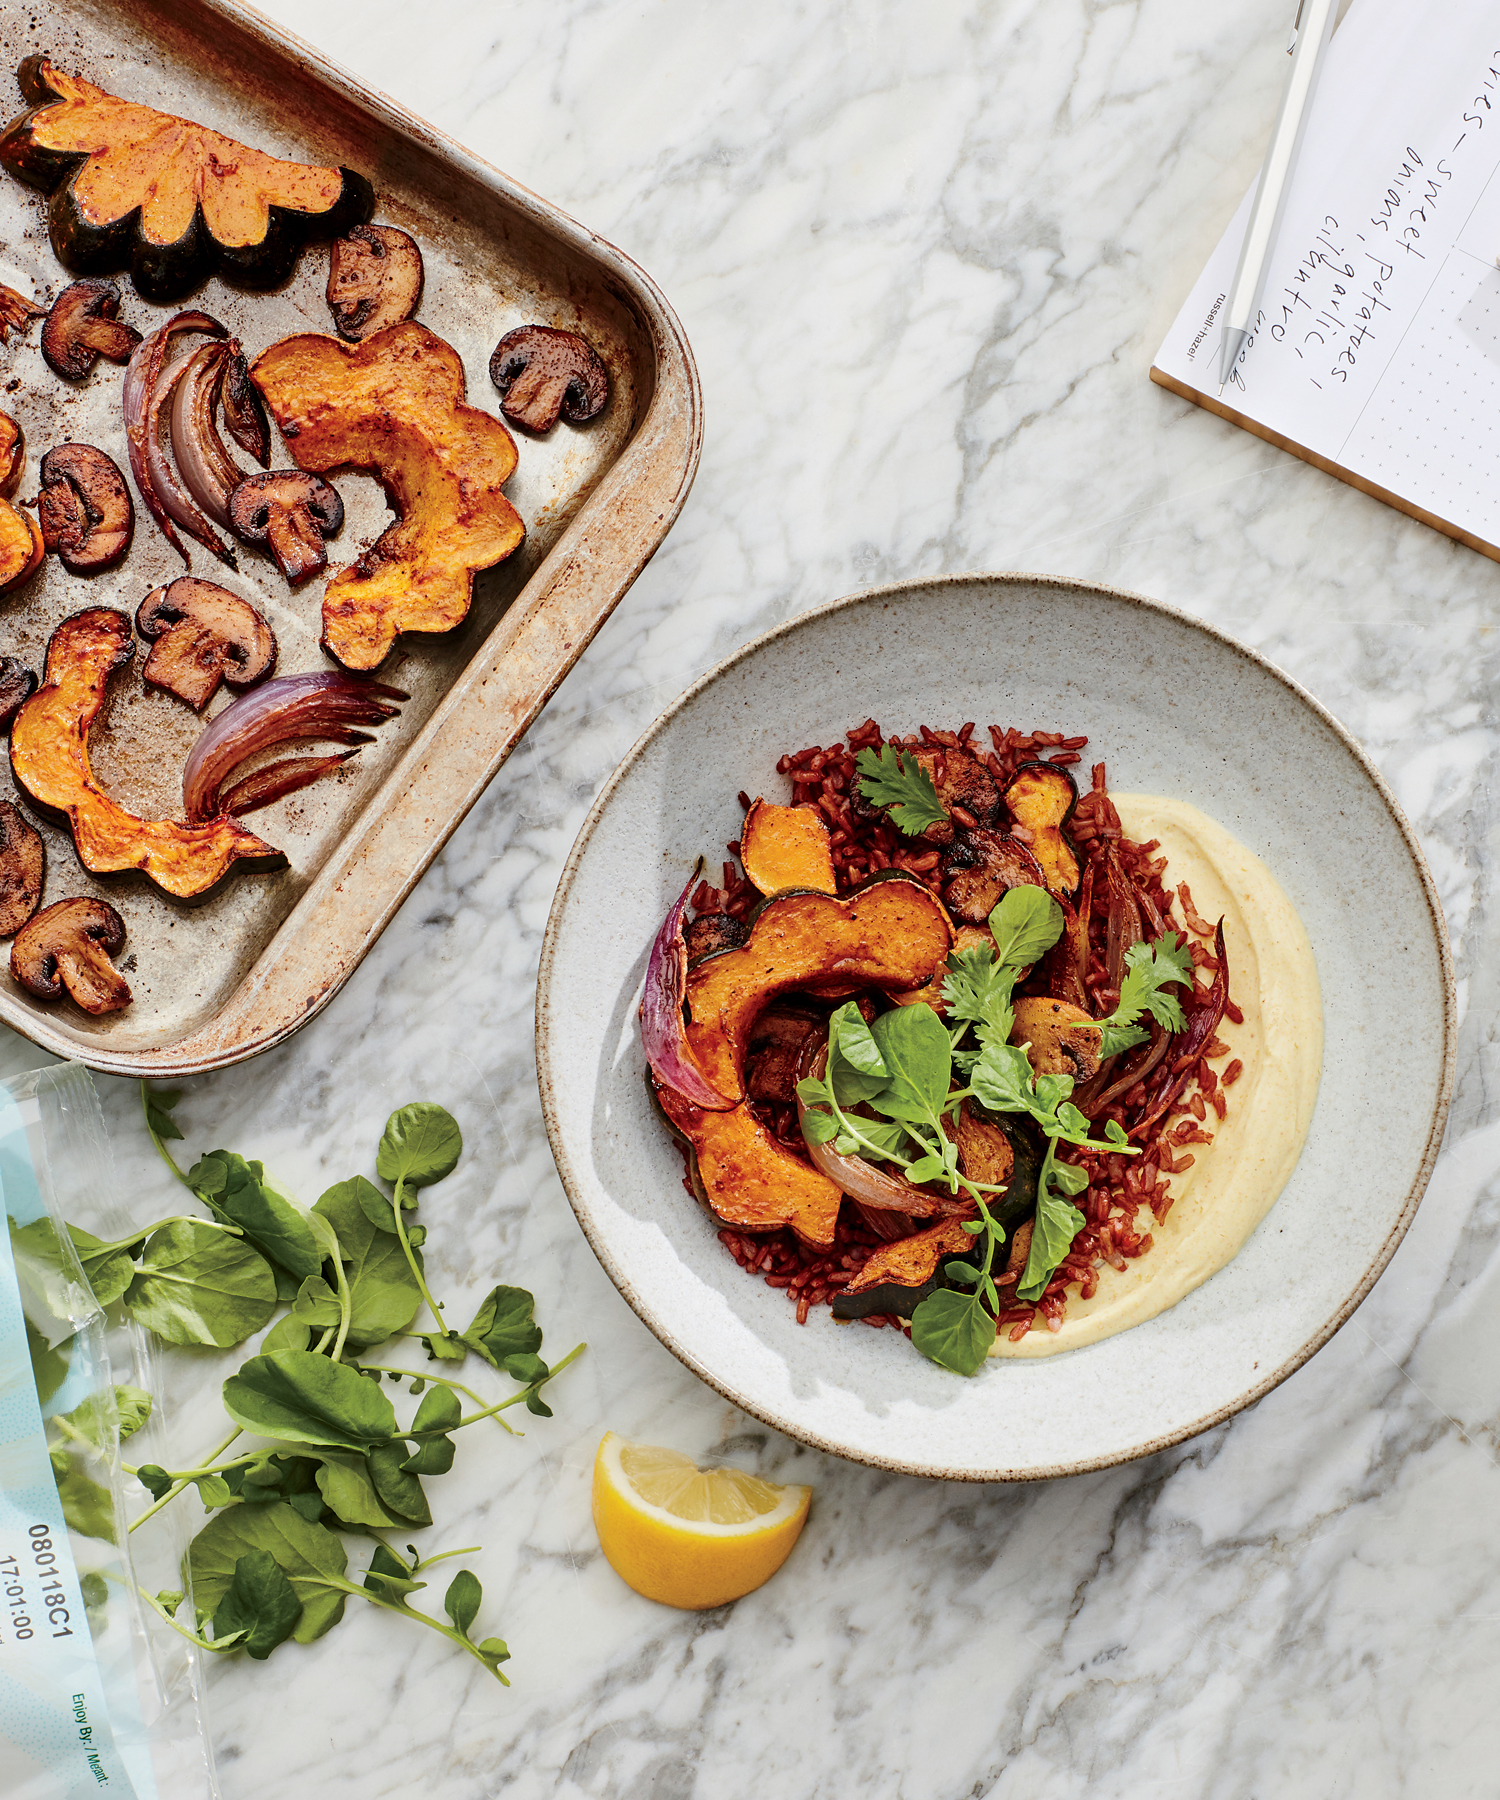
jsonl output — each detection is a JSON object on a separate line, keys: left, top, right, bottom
{"left": 641, "top": 718, "right": 1322, "bottom": 1375}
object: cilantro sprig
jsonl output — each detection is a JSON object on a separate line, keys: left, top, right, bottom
{"left": 853, "top": 744, "right": 948, "bottom": 835}
{"left": 1094, "top": 933, "right": 1193, "bottom": 1056}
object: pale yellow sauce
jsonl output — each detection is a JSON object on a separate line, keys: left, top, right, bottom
{"left": 989, "top": 794, "right": 1322, "bottom": 1359}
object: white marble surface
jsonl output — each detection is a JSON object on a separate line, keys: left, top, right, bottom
{"left": 7, "top": 0, "right": 1499, "bottom": 1793}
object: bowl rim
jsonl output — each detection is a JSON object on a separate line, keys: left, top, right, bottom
{"left": 535, "top": 570, "right": 1457, "bottom": 1481}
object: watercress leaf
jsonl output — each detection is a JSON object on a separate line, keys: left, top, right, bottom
{"left": 287, "top": 1493, "right": 325, "bottom": 1524}
{"left": 376, "top": 1104, "right": 463, "bottom": 1192}
{"left": 362, "top": 1544, "right": 425, "bottom": 1605}
{"left": 154, "top": 1589, "right": 184, "bottom": 1616}
{"left": 125, "top": 1221, "right": 277, "bottom": 1348}
{"left": 312, "top": 1451, "right": 407, "bottom": 1528}
{"left": 405, "top": 1224, "right": 428, "bottom": 1250}
{"left": 504, "top": 1352, "right": 549, "bottom": 1385}
{"left": 853, "top": 745, "right": 948, "bottom": 835}
{"left": 195, "top": 1474, "right": 233, "bottom": 1510}
{"left": 1105, "top": 1120, "right": 1129, "bottom": 1146}
{"left": 961, "top": 1219, "right": 986, "bottom": 1235}
{"left": 1052, "top": 1102, "right": 1089, "bottom": 1138}
{"left": 1017, "top": 1191, "right": 1087, "bottom": 1302}
{"left": 945, "top": 1260, "right": 983, "bottom": 1287}
{"left": 143, "top": 1085, "right": 184, "bottom": 1143}
{"left": 444, "top": 1569, "right": 482, "bottom": 1637}
{"left": 421, "top": 1333, "right": 467, "bottom": 1363}
{"left": 367, "top": 1441, "right": 431, "bottom": 1527}
{"left": 988, "top": 886, "right": 1065, "bottom": 969}
{"left": 524, "top": 1391, "right": 554, "bottom": 1418}
{"left": 222, "top": 1350, "right": 398, "bottom": 1451}
{"left": 135, "top": 1463, "right": 172, "bottom": 1501}
{"left": 845, "top": 1116, "right": 912, "bottom": 1160}
{"left": 412, "top": 1384, "right": 461, "bottom": 1434}
{"left": 13, "top": 1217, "right": 135, "bottom": 1309}
{"left": 53, "top": 1384, "right": 150, "bottom": 1450}
{"left": 868, "top": 1004, "right": 952, "bottom": 1121}
{"left": 350, "top": 1173, "right": 408, "bottom": 1230}
{"left": 401, "top": 1435, "right": 456, "bottom": 1476}
{"left": 188, "top": 1502, "right": 348, "bottom": 1644}
{"left": 904, "top": 1152, "right": 945, "bottom": 1185}
{"left": 831, "top": 1003, "right": 887, "bottom": 1078}
{"left": 794, "top": 1076, "right": 830, "bottom": 1108}
{"left": 1033, "top": 1073, "right": 1074, "bottom": 1116}
{"left": 211, "top": 1550, "right": 303, "bottom": 1660}
{"left": 968, "top": 1041, "right": 1037, "bottom": 1114}
{"left": 291, "top": 1274, "right": 340, "bottom": 1328}
{"left": 314, "top": 1179, "right": 424, "bottom": 1351}
{"left": 799, "top": 1106, "right": 839, "bottom": 1145}
{"left": 826, "top": 1044, "right": 890, "bottom": 1110}
{"left": 197, "top": 1151, "right": 323, "bottom": 1282}
{"left": 1049, "top": 1158, "right": 1089, "bottom": 1196}
{"left": 26, "top": 1314, "right": 70, "bottom": 1404}
{"left": 459, "top": 1284, "right": 543, "bottom": 1372}
{"left": 262, "top": 1314, "right": 311, "bottom": 1355}
{"left": 477, "top": 1637, "right": 511, "bottom": 1666}
{"left": 52, "top": 1456, "right": 116, "bottom": 1541}
{"left": 187, "top": 1155, "right": 228, "bottom": 1197}
{"left": 909, "top": 1289, "right": 996, "bottom": 1376}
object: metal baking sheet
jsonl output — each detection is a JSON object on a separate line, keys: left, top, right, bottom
{"left": 0, "top": 0, "right": 700, "bottom": 1073}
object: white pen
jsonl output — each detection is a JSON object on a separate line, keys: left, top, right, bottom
{"left": 1217, "top": 0, "right": 1340, "bottom": 393}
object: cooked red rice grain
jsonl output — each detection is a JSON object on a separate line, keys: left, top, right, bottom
{"left": 1224, "top": 998, "right": 1245, "bottom": 1025}
{"left": 1222, "top": 1058, "right": 1244, "bottom": 1085}
{"left": 1049, "top": 752, "right": 1082, "bottom": 766}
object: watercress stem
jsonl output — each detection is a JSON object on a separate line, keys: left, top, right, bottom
{"left": 128, "top": 1427, "right": 243, "bottom": 1533}
{"left": 389, "top": 1174, "right": 451, "bottom": 1342}
{"left": 140, "top": 1081, "right": 192, "bottom": 1189}
{"left": 137, "top": 1584, "right": 235, "bottom": 1654}
{"left": 448, "top": 1342, "right": 586, "bottom": 1431}
{"left": 328, "top": 1240, "right": 355, "bottom": 1363}
{"left": 356, "top": 1365, "right": 514, "bottom": 1433}
{"left": 332, "top": 1577, "right": 509, "bottom": 1685}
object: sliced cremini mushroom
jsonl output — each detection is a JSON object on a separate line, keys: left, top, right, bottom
{"left": 488, "top": 324, "right": 609, "bottom": 433}
{"left": 40, "top": 279, "right": 142, "bottom": 380}
{"left": 226, "top": 471, "right": 344, "bottom": 585}
{"left": 326, "top": 224, "right": 424, "bottom": 342}
{"left": 11, "top": 895, "right": 131, "bottom": 1014}
{"left": 38, "top": 443, "right": 135, "bottom": 573}
{"left": 0, "top": 656, "right": 37, "bottom": 731}
{"left": 135, "top": 577, "right": 277, "bottom": 711}
{"left": 0, "top": 281, "right": 44, "bottom": 343}
{"left": 0, "top": 800, "right": 44, "bottom": 936}
{"left": 1011, "top": 995, "right": 1102, "bottom": 1082}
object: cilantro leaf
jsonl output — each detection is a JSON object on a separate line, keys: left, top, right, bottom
{"left": 940, "top": 946, "right": 1016, "bottom": 1041}
{"left": 1095, "top": 932, "right": 1193, "bottom": 1055}
{"left": 853, "top": 746, "right": 947, "bottom": 835}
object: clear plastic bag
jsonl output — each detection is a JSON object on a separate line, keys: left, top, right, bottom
{"left": 1, "top": 1061, "right": 213, "bottom": 1800}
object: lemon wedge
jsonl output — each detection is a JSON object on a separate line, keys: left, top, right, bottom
{"left": 592, "top": 1432, "right": 811, "bottom": 1610}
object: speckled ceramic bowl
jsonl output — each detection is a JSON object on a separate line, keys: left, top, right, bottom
{"left": 536, "top": 574, "right": 1455, "bottom": 1481}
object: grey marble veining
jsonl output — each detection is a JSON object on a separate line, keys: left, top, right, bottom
{"left": 5, "top": 0, "right": 1497, "bottom": 1793}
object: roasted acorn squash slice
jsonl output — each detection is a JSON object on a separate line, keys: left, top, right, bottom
{"left": 739, "top": 798, "right": 837, "bottom": 896}
{"left": 653, "top": 1077, "right": 842, "bottom": 1250}
{"left": 1003, "top": 761, "right": 1081, "bottom": 899}
{"left": 10, "top": 608, "right": 282, "bottom": 899}
{"left": 0, "top": 57, "right": 373, "bottom": 301}
{"left": 684, "top": 874, "right": 953, "bottom": 1104}
{"left": 249, "top": 322, "right": 525, "bottom": 671}
{"left": 831, "top": 1216, "right": 976, "bottom": 1319}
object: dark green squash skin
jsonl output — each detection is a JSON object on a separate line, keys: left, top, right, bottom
{"left": 0, "top": 56, "right": 374, "bottom": 302}
{"left": 832, "top": 1272, "right": 938, "bottom": 1321}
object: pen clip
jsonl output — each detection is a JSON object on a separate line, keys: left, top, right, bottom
{"left": 1288, "top": 0, "right": 1308, "bottom": 53}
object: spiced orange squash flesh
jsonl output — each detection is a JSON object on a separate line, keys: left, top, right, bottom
{"left": 739, "top": 799, "right": 837, "bottom": 896}
{"left": 0, "top": 406, "right": 44, "bottom": 595}
{"left": 0, "top": 56, "right": 373, "bottom": 302}
{"left": 10, "top": 609, "right": 282, "bottom": 899}
{"left": 250, "top": 322, "right": 526, "bottom": 671}
{"left": 684, "top": 875, "right": 953, "bottom": 1104}
{"left": 654, "top": 1079, "right": 843, "bottom": 1250}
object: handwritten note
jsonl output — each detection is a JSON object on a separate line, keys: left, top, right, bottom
{"left": 1154, "top": 0, "right": 1500, "bottom": 553}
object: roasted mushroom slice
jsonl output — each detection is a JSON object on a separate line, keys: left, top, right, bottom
{"left": 227, "top": 471, "right": 344, "bottom": 585}
{"left": 11, "top": 895, "right": 130, "bottom": 1014}
{"left": 488, "top": 324, "right": 609, "bottom": 433}
{"left": 0, "top": 800, "right": 43, "bottom": 935}
{"left": 0, "top": 656, "right": 36, "bottom": 730}
{"left": 0, "top": 280, "right": 43, "bottom": 342}
{"left": 684, "top": 911, "right": 749, "bottom": 963}
{"left": 37, "top": 443, "right": 134, "bottom": 573}
{"left": 1011, "top": 996, "right": 1103, "bottom": 1082}
{"left": 136, "top": 577, "right": 277, "bottom": 710}
{"left": 327, "top": 224, "right": 423, "bottom": 342}
{"left": 941, "top": 829, "right": 1047, "bottom": 926}
{"left": 40, "top": 278, "right": 141, "bottom": 379}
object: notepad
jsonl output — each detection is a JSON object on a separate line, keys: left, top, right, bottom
{"left": 1152, "top": 0, "right": 1500, "bottom": 561}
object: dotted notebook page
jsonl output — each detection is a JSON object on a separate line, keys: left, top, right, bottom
{"left": 1340, "top": 253, "right": 1500, "bottom": 546}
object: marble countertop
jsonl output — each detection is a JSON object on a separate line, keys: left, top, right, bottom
{"left": 8, "top": 0, "right": 1497, "bottom": 1793}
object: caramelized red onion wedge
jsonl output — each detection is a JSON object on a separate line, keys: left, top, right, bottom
{"left": 219, "top": 750, "right": 361, "bottom": 818}
{"left": 639, "top": 864, "right": 738, "bottom": 1111}
{"left": 794, "top": 1040, "right": 954, "bottom": 1219}
{"left": 221, "top": 349, "right": 271, "bottom": 467}
{"left": 1075, "top": 1017, "right": 1171, "bottom": 1119}
{"left": 1128, "top": 921, "right": 1229, "bottom": 1142}
{"left": 123, "top": 310, "right": 236, "bottom": 568}
{"left": 170, "top": 340, "right": 242, "bottom": 527}
{"left": 182, "top": 672, "right": 404, "bottom": 823}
